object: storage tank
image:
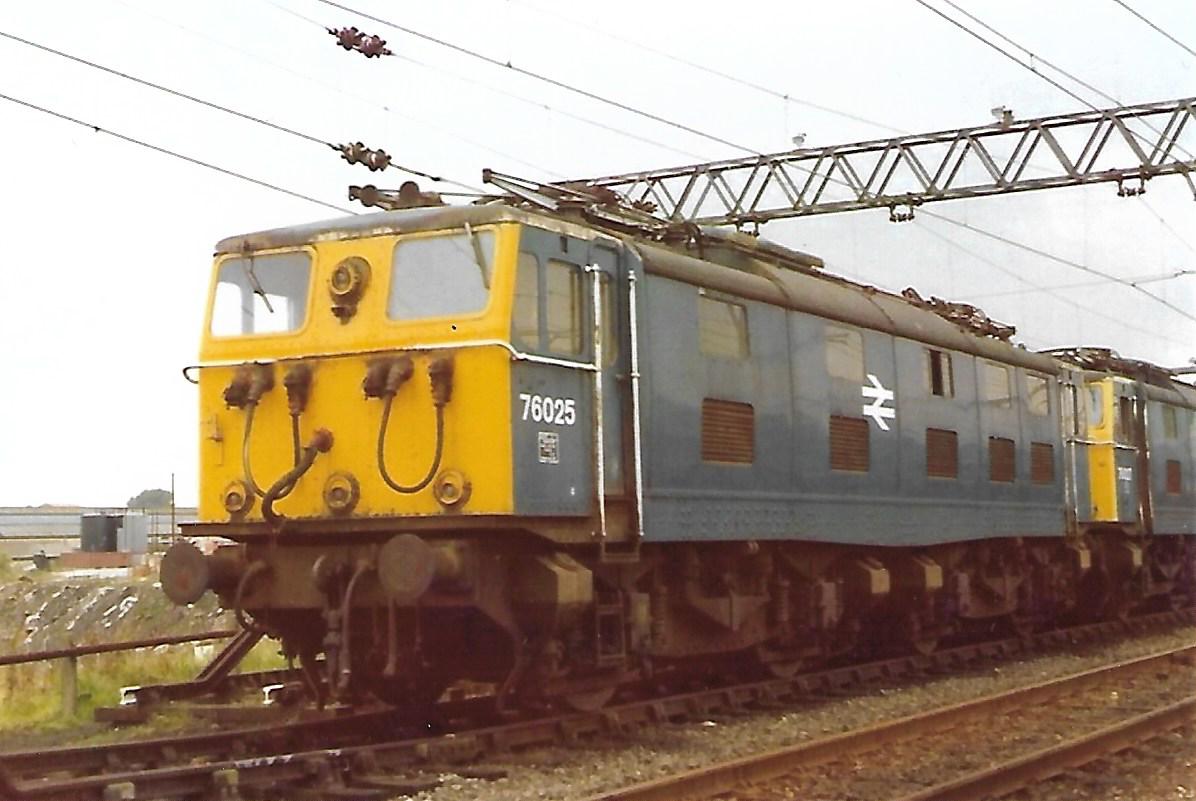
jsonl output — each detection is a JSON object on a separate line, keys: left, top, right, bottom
{"left": 80, "top": 514, "right": 121, "bottom": 552}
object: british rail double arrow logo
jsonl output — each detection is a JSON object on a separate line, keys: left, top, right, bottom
{"left": 861, "top": 374, "right": 896, "bottom": 431}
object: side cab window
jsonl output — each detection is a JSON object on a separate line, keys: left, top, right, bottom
{"left": 511, "top": 228, "right": 617, "bottom": 364}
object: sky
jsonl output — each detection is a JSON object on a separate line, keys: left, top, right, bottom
{"left": 0, "top": 0, "right": 1192, "bottom": 507}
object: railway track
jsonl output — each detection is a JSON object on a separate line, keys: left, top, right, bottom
{"left": 581, "top": 644, "right": 1196, "bottom": 801}
{"left": 1, "top": 609, "right": 1191, "bottom": 801}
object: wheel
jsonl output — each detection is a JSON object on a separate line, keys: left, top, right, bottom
{"left": 754, "top": 644, "right": 804, "bottom": 679}
{"left": 560, "top": 685, "right": 617, "bottom": 712}
{"left": 368, "top": 675, "right": 450, "bottom": 723}
{"left": 899, "top": 613, "right": 940, "bottom": 656}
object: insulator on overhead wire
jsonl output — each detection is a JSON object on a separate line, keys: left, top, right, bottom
{"left": 326, "top": 26, "right": 393, "bottom": 58}
{"left": 349, "top": 184, "right": 387, "bottom": 209}
{"left": 350, "top": 183, "right": 444, "bottom": 211}
{"left": 332, "top": 141, "right": 393, "bottom": 172}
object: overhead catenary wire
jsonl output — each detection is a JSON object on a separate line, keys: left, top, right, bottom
{"left": 258, "top": 0, "right": 710, "bottom": 164}
{"left": 503, "top": 0, "right": 1196, "bottom": 261}
{"left": 925, "top": 0, "right": 1193, "bottom": 162}
{"left": 523, "top": 0, "right": 1196, "bottom": 329}
{"left": 932, "top": 0, "right": 1196, "bottom": 247}
{"left": 93, "top": 1, "right": 1193, "bottom": 334}
{"left": 915, "top": 221, "right": 1187, "bottom": 347}
{"left": 911, "top": 0, "right": 1141, "bottom": 120}
{"left": 0, "top": 28, "right": 486, "bottom": 194}
{"left": 921, "top": 209, "right": 1196, "bottom": 324}
{"left": 511, "top": 0, "right": 1195, "bottom": 260}
{"left": 969, "top": 270, "right": 1194, "bottom": 300}
{"left": 312, "top": 0, "right": 763, "bottom": 155}
{"left": 387, "top": 54, "right": 710, "bottom": 163}
{"left": 899, "top": 2, "right": 1196, "bottom": 322}
{"left": 108, "top": 0, "right": 564, "bottom": 179}
{"left": 1110, "top": 0, "right": 1196, "bottom": 59}
{"left": 1139, "top": 196, "right": 1196, "bottom": 256}
{"left": 506, "top": 0, "right": 908, "bottom": 136}
{"left": 899, "top": 1, "right": 1196, "bottom": 321}
{"left": 487, "top": 1, "right": 1196, "bottom": 319}
{"left": 0, "top": 91, "right": 355, "bottom": 214}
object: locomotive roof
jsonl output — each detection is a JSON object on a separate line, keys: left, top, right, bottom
{"left": 213, "top": 204, "right": 603, "bottom": 254}
{"left": 632, "top": 239, "right": 1060, "bottom": 374}
{"left": 215, "top": 204, "right": 1195, "bottom": 406}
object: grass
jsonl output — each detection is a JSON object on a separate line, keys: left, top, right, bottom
{"left": 0, "top": 637, "right": 288, "bottom": 731}
{"left": 0, "top": 554, "right": 16, "bottom": 583}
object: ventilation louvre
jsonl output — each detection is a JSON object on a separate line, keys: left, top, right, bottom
{"left": 926, "top": 428, "right": 958, "bottom": 478}
{"left": 1030, "top": 442, "right": 1054, "bottom": 485}
{"left": 701, "top": 399, "right": 755, "bottom": 464}
{"left": 989, "top": 437, "right": 1016, "bottom": 483}
{"left": 830, "top": 415, "right": 870, "bottom": 472}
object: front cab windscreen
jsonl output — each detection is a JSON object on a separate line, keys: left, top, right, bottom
{"left": 211, "top": 251, "right": 312, "bottom": 336}
{"left": 388, "top": 229, "right": 496, "bottom": 321}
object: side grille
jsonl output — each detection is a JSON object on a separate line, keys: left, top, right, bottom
{"left": 989, "top": 437, "right": 1015, "bottom": 483}
{"left": 701, "top": 399, "right": 755, "bottom": 464}
{"left": 1030, "top": 442, "right": 1055, "bottom": 485}
{"left": 925, "top": 428, "right": 958, "bottom": 478}
{"left": 1166, "top": 460, "right": 1182, "bottom": 495}
{"left": 830, "top": 415, "right": 870, "bottom": 472}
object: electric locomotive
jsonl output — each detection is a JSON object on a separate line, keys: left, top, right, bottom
{"left": 161, "top": 196, "right": 1196, "bottom": 709}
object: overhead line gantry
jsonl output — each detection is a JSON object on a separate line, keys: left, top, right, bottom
{"left": 490, "top": 98, "right": 1195, "bottom": 228}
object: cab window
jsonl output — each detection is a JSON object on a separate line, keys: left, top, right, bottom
{"left": 545, "top": 259, "right": 583, "bottom": 355}
{"left": 388, "top": 229, "right": 496, "bottom": 320}
{"left": 512, "top": 252, "right": 540, "bottom": 348}
{"left": 1087, "top": 385, "right": 1106, "bottom": 429}
{"left": 1115, "top": 395, "right": 1135, "bottom": 444}
{"left": 211, "top": 251, "right": 311, "bottom": 336}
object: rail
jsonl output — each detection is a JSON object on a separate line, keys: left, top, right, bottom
{"left": 579, "top": 644, "right": 1196, "bottom": 801}
{"left": 0, "top": 609, "right": 1190, "bottom": 801}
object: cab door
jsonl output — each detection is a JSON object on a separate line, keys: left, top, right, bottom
{"left": 509, "top": 229, "right": 625, "bottom": 529}
{"left": 1081, "top": 377, "right": 1140, "bottom": 524}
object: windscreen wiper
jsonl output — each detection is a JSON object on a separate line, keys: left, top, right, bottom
{"left": 241, "top": 257, "right": 275, "bottom": 314}
{"left": 464, "top": 223, "right": 489, "bottom": 289}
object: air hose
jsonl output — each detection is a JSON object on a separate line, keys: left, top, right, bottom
{"left": 236, "top": 362, "right": 311, "bottom": 500}
{"left": 241, "top": 403, "right": 266, "bottom": 498}
{"left": 378, "top": 398, "right": 445, "bottom": 493}
{"left": 262, "top": 429, "right": 334, "bottom": 527}
{"left": 374, "top": 356, "right": 453, "bottom": 494}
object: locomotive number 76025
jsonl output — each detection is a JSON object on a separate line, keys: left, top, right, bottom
{"left": 519, "top": 393, "right": 577, "bottom": 426}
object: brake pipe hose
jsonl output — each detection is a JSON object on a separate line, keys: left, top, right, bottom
{"left": 241, "top": 405, "right": 304, "bottom": 499}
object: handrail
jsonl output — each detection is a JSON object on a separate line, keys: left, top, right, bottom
{"left": 0, "top": 629, "right": 236, "bottom": 667}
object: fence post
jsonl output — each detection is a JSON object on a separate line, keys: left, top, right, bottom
{"left": 60, "top": 654, "right": 78, "bottom": 718}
